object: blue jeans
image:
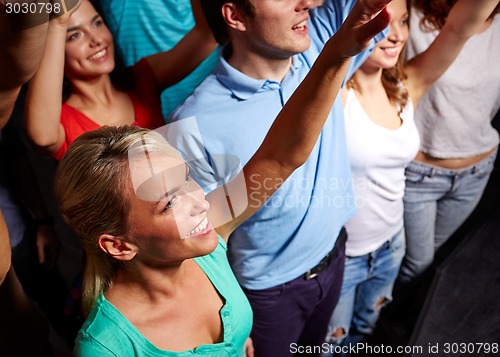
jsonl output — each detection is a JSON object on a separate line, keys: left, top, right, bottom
{"left": 323, "top": 229, "right": 405, "bottom": 356}
{"left": 398, "top": 150, "right": 497, "bottom": 284}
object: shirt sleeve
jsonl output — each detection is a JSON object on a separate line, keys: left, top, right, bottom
{"left": 74, "top": 333, "right": 118, "bottom": 357}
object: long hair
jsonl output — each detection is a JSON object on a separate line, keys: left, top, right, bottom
{"left": 413, "top": 0, "right": 500, "bottom": 31}
{"left": 55, "top": 125, "right": 180, "bottom": 315}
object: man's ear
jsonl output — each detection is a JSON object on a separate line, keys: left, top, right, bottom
{"left": 222, "top": 2, "right": 247, "bottom": 32}
{"left": 98, "top": 234, "right": 137, "bottom": 261}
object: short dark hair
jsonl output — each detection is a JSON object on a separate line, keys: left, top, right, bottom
{"left": 200, "top": 0, "right": 255, "bottom": 44}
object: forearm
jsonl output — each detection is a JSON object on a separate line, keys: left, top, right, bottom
{"left": 24, "top": 21, "right": 67, "bottom": 152}
{"left": 191, "top": 0, "right": 211, "bottom": 32}
{"left": 145, "top": 0, "right": 217, "bottom": 90}
{"left": 0, "top": 3, "right": 49, "bottom": 128}
{"left": 0, "top": 22, "right": 49, "bottom": 87}
{"left": 445, "top": 0, "right": 499, "bottom": 40}
{"left": 259, "top": 42, "right": 351, "bottom": 170}
{"left": 0, "top": 211, "right": 11, "bottom": 285}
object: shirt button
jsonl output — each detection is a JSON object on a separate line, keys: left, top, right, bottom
{"left": 226, "top": 325, "right": 231, "bottom": 331}
{"left": 224, "top": 311, "right": 230, "bottom": 317}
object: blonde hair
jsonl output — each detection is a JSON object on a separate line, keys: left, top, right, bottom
{"left": 55, "top": 125, "right": 181, "bottom": 315}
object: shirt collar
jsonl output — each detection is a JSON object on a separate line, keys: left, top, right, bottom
{"left": 215, "top": 45, "right": 304, "bottom": 100}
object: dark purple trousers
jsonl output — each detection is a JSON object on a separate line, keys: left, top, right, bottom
{"left": 244, "top": 232, "right": 347, "bottom": 357}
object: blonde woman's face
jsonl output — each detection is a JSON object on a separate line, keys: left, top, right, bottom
{"left": 125, "top": 154, "right": 218, "bottom": 265}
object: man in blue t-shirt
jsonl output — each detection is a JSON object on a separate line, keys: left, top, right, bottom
{"left": 170, "top": 0, "right": 388, "bottom": 354}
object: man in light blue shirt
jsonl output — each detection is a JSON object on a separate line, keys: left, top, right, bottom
{"left": 170, "top": 0, "right": 388, "bottom": 354}
{"left": 98, "top": 0, "right": 219, "bottom": 119}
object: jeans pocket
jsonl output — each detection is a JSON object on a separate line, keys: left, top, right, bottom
{"left": 404, "top": 167, "right": 428, "bottom": 184}
{"left": 474, "top": 158, "right": 496, "bottom": 178}
{"left": 389, "top": 230, "right": 405, "bottom": 253}
{"left": 244, "top": 284, "right": 285, "bottom": 309}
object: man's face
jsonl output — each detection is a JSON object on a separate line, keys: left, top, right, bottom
{"left": 238, "top": 0, "right": 313, "bottom": 60}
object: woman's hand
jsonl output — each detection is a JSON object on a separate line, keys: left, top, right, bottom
{"left": 52, "top": 0, "right": 81, "bottom": 26}
{"left": 244, "top": 337, "right": 254, "bottom": 357}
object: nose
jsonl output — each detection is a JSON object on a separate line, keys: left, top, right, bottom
{"left": 88, "top": 31, "right": 103, "bottom": 47}
{"left": 297, "top": 0, "right": 312, "bottom": 11}
{"left": 186, "top": 184, "right": 210, "bottom": 216}
{"left": 388, "top": 24, "right": 405, "bottom": 43}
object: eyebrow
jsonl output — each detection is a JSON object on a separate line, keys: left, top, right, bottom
{"left": 153, "top": 163, "right": 190, "bottom": 204}
{"left": 67, "top": 14, "right": 101, "bottom": 32}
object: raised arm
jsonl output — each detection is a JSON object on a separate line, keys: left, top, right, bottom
{"left": 143, "top": 0, "right": 217, "bottom": 90}
{"left": 0, "top": 211, "right": 10, "bottom": 285}
{"left": 0, "top": 1, "right": 50, "bottom": 128}
{"left": 24, "top": 3, "right": 80, "bottom": 156}
{"left": 404, "top": 0, "right": 499, "bottom": 106}
{"left": 212, "top": 0, "right": 393, "bottom": 239}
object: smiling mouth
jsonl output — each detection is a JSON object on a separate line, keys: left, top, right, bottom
{"left": 381, "top": 47, "right": 399, "bottom": 55}
{"left": 185, "top": 217, "right": 210, "bottom": 237}
{"left": 88, "top": 48, "right": 107, "bottom": 60}
{"left": 292, "top": 20, "right": 308, "bottom": 31}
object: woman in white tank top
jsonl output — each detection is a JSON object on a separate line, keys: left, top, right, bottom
{"left": 323, "top": 0, "right": 499, "bottom": 352}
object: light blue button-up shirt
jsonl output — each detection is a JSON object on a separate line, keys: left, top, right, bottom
{"left": 170, "top": 0, "right": 387, "bottom": 290}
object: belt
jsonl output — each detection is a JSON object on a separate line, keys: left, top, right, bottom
{"left": 304, "top": 227, "right": 347, "bottom": 280}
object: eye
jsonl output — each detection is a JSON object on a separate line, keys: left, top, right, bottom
{"left": 67, "top": 32, "right": 79, "bottom": 42}
{"left": 163, "top": 195, "right": 178, "bottom": 212}
{"left": 94, "top": 18, "right": 104, "bottom": 27}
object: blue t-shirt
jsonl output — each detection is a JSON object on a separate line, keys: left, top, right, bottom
{"left": 74, "top": 237, "right": 252, "bottom": 356}
{"left": 99, "top": 0, "right": 219, "bottom": 119}
{"left": 170, "top": 0, "right": 387, "bottom": 290}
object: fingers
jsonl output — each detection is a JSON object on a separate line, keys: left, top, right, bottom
{"left": 335, "top": 0, "right": 392, "bottom": 57}
{"left": 49, "top": 0, "right": 81, "bottom": 23}
{"left": 59, "top": 0, "right": 80, "bottom": 14}
{"left": 356, "top": 6, "right": 392, "bottom": 44}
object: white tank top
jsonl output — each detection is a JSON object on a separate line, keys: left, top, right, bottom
{"left": 344, "top": 89, "right": 420, "bottom": 256}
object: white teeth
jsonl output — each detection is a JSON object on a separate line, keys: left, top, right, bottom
{"left": 383, "top": 47, "right": 398, "bottom": 54}
{"left": 293, "top": 20, "right": 307, "bottom": 30}
{"left": 89, "top": 49, "right": 106, "bottom": 60}
{"left": 186, "top": 217, "right": 209, "bottom": 237}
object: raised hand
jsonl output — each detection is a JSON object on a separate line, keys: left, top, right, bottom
{"left": 51, "top": 0, "right": 81, "bottom": 25}
{"left": 335, "top": 0, "right": 393, "bottom": 58}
